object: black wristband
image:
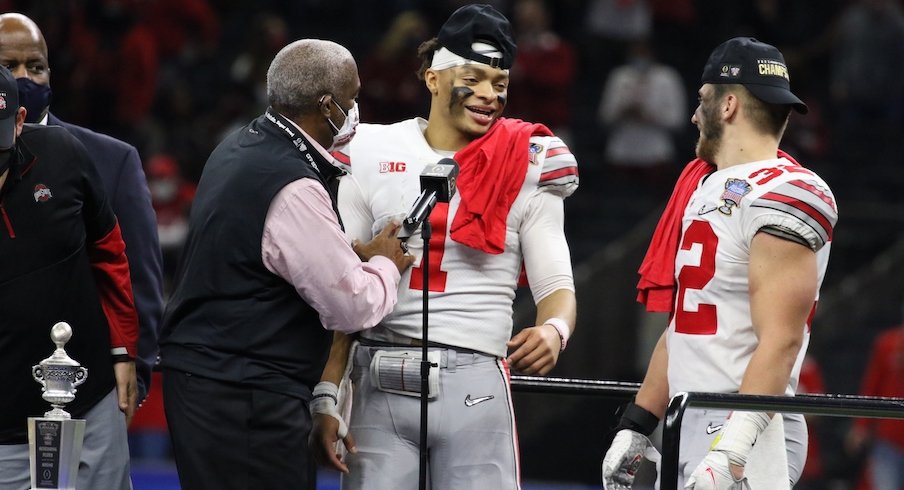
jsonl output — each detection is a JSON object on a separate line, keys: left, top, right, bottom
{"left": 615, "top": 402, "right": 660, "bottom": 436}
{"left": 111, "top": 354, "right": 133, "bottom": 363}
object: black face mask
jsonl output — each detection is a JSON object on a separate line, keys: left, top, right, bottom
{"left": 16, "top": 78, "right": 52, "bottom": 124}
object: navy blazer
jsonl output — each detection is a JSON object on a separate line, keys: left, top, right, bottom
{"left": 49, "top": 113, "right": 164, "bottom": 403}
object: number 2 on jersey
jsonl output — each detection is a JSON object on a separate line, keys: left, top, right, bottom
{"left": 409, "top": 203, "right": 449, "bottom": 292}
{"left": 675, "top": 220, "right": 718, "bottom": 334}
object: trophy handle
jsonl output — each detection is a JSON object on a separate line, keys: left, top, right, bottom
{"left": 72, "top": 367, "right": 88, "bottom": 388}
{"left": 32, "top": 365, "right": 46, "bottom": 388}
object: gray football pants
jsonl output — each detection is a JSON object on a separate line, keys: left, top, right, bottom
{"left": 342, "top": 345, "right": 521, "bottom": 490}
{"left": 657, "top": 408, "right": 807, "bottom": 489}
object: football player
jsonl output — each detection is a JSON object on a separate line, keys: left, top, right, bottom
{"left": 601, "top": 37, "right": 837, "bottom": 490}
{"left": 309, "top": 4, "right": 579, "bottom": 489}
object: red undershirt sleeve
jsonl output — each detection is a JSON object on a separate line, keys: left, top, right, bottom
{"left": 88, "top": 220, "right": 139, "bottom": 358}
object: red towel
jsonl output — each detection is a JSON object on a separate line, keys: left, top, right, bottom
{"left": 636, "top": 150, "right": 798, "bottom": 312}
{"left": 451, "top": 118, "right": 553, "bottom": 254}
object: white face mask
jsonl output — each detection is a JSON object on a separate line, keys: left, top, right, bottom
{"left": 327, "top": 100, "right": 359, "bottom": 151}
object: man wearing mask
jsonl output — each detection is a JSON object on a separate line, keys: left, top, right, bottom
{"left": 0, "top": 13, "right": 164, "bottom": 407}
{"left": 158, "top": 39, "right": 414, "bottom": 490}
{"left": 0, "top": 64, "right": 139, "bottom": 490}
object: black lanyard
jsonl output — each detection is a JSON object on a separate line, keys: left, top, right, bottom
{"left": 263, "top": 108, "right": 345, "bottom": 225}
{"left": 264, "top": 108, "right": 327, "bottom": 173}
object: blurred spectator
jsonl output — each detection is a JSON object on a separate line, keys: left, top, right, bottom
{"left": 357, "top": 10, "right": 430, "bottom": 123}
{"left": 649, "top": 0, "right": 698, "bottom": 77}
{"left": 598, "top": 38, "right": 685, "bottom": 191}
{"left": 507, "top": 0, "right": 577, "bottom": 140}
{"left": 68, "top": 0, "right": 158, "bottom": 136}
{"left": 230, "top": 12, "right": 288, "bottom": 110}
{"left": 830, "top": 0, "right": 904, "bottom": 137}
{"left": 796, "top": 354, "right": 828, "bottom": 490}
{"left": 146, "top": 154, "right": 196, "bottom": 293}
{"left": 140, "top": 0, "right": 219, "bottom": 59}
{"left": 846, "top": 308, "right": 904, "bottom": 490}
{"left": 583, "top": 0, "right": 651, "bottom": 74}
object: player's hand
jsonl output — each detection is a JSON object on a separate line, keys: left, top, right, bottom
{"left": 309, "top": 412, "right": 356, "bottom": 473}
{"left": 685, "top": 451, "right": 750, "bottom": 490}
{"left": 602, "top": 429, "right": 660, "bottom": 489}
{"left": 352, "top": 221, "right": 415, "bottom": 274}
{"left": 505, "top": 323, "right": 560, "bottom": 375}
{"left": 308, "top": 382, "right": 355, "bottom": 473}
{"left": 113, "top": 360, "right": 138, "bottom": 425}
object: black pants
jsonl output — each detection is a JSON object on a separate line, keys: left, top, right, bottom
{"left": 162, "top": 369, "right": 315, "bottom": 490}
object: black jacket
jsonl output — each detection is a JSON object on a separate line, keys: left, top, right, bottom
{"left": 160, "top": 111, "right": 343, "bottom": 400}
{"left": 0, "top": 125, "right": 120, "bottom": 443}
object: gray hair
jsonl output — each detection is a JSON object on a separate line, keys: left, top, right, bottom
{"left": 266, "top": 39, "right": 355, "bottom": 118}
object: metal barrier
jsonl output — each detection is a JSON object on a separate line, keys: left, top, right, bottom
{"left": 511, "top": 377, "right": 904, "bottom": 490}
{"left": 510, "top": 375, "right": 640, "bottom": 399}
{"left": 661, "top": 391, "right": 904, "bottom": 490}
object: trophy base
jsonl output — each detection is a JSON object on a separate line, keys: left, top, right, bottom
{"left": 27, "top": 417, "right": 85, "bottom": 490}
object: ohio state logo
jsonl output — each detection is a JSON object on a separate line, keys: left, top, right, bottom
{"left": 33, "top": 184, "right": 52, "bottom": 202}
{"left": 0, "top": 94, "right": 6, "bottom": 110}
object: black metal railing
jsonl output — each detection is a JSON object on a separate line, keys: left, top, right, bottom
{"left": 510, "top": 375, "right": 640, "bottom": 399}
{"left": 660, "top": 391, "right": 904, "bottom": 490}
{"left": 512, "top": 376, "right": 904, "bottom": 490}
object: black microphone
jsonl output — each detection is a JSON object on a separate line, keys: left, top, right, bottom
{"left": 398, "top": 158, "right": 460, "bottom": 240}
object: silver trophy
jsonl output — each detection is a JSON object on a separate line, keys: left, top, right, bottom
{"left": 27, "top": 322, "right": 87, "bottom": 490}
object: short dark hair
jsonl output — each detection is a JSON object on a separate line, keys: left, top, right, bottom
{"left": 416, "top": 37, "right": 440, "bottom": 80}
{"left": 712, "top": 84, "right": 791, "bottom": 137}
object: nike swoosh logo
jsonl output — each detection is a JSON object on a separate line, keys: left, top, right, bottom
{"left": 705, "top": 423, "right": 723, "bottom": 435}
{"left": 464, "top": 394, "right": 494, "bottom": 407}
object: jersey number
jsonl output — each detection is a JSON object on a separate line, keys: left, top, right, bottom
{"left": 748, "top": 163, "right": 814, "bottom": 185}
{"left": 675, "top": 220, "right": 719, "bottom": 335}
{"left": 409, "top": 203, "right": 449, "bottom": 292}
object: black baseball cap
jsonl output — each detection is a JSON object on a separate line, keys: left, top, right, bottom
{"left": 0, "top": 65, "right": 18, "bottom": 149}
{"left": 701, "top": 37, "right": 808, "bottom": 114}
{"left": 437, "top": 4, "right": 516, "bottom": 70}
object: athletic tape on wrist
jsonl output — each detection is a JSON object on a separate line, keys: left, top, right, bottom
{"left": 310, "top": 381, "right": 348, "bottom": 438}
{"left": 543, "top": 317, "right": 570, "bottom": 352}
{"left": 615, "top": 402, "right": 660, "bottom": 437}
{"left": 712, "top": 410, "right": 772, "bottom": 466}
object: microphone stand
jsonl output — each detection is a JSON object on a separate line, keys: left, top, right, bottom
{"left": 418, "top": 218, "right": 432, "bottom": 490}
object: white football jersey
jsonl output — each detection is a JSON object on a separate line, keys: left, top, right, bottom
{"left": 337, "top": 118, "right": 578, "bottom": 356}
{"left": 666, "top": 157, "right": 837, "bottom": 397}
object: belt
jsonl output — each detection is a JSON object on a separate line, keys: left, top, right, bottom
{"left": 354, "top": 344, "right": 494, "bottom": 370}
{"left": 358, "top": 336, "right": 481, "bottom": 352}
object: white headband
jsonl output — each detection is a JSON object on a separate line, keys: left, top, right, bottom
{"left": 431, "top": 42, "right": 509, "bottom": 73}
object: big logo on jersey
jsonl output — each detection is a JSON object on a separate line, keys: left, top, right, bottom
{"left": 379, "top": 161, "right": 407, "bottom": 173}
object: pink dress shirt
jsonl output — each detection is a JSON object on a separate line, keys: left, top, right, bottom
{"left": 261, "top": 122, "right": 399, "bottom": 333}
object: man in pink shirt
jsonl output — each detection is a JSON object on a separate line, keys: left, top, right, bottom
{"left": 158, "top": 39, "right": 413, "bottom": 490}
